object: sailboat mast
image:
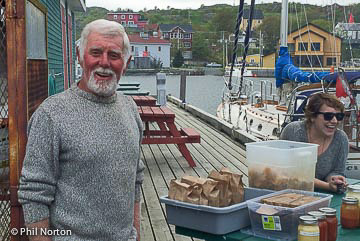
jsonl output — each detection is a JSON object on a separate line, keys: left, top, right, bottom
{"left": 280, "top": 0, "right": 289, "bottom": 47}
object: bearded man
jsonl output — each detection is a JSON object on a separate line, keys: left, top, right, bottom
{"left": 18, "top": 19, "right": 144, "bottom": 241}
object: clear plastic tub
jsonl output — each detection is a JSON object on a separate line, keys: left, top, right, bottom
{"left": 246, "top": 140, "right": 318, "bottom": 191}
{"left": 246, "top": 189, "right": 333, "bottom": 241}
{"left": 160, "top": 187, "right": 274, "bottom": 235}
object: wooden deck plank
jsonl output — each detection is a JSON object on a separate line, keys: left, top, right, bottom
{"left": 169, "top": 104, "right": 248, "bottom": 174}
{"left": 141, "top": 145, "right": 174, "bottom": 241}
{"left": 169, "top": 103, "right": 247, "bottom": 158}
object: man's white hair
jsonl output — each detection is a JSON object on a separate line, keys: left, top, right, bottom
{"left": 78, "top": 19, "right": 130, "bottom": 63}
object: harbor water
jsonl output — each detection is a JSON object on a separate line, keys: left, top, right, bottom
{"left": 121, "top": 75, "right": 276, "bottom": 115}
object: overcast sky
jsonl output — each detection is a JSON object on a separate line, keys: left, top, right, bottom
{"left": 86, "top": 0, "right": 359, "bottom": 12}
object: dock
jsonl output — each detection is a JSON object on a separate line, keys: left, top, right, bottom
{"left": 139, "top": 98, "right": 250, "bottom": 241}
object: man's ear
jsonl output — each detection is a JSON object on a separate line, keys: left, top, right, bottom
{"left": 76, "top": 46, "right": 83, "bottom": 68}
{"left": 122, "top": 55, "right": 132, "bottom": 75}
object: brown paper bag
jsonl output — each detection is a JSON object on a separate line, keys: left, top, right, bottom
{"left": 168, "top": 179, "right": 207, "bottom": 205}
{"left": 208, "top": 170, "right": 231, "bottom": 207}
{"left": 181, "top": 175, "right": 207, "bottom": 186}
{"left": 202, "top": 178, "right": 220, "bottom": 207}
{"left": 181, "top": 176, "right": 209, "bottom": 205}
{"left": 168, "top": 179, "right": 190, "bottom": 202}
{"left": 220, "top": 167, "right": 245, "bottom": 205}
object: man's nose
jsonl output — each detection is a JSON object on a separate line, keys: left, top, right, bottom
{"left": 99, "top": 53, "right": 110, "bottom": 67}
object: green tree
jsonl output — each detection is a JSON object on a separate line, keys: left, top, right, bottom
{"left": 192, "top": 33, "right": 211, "bottom": 61}
{"left": 172, "top": 50, "right": 184, "bottom": 68}
{"left": 211, "top": 8, "right": 236, "bottom": 34}
{"left": 258, "top": 15, "right": 281, "bottom": 55}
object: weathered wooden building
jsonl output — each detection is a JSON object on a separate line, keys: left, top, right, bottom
{"left": 0, "top": 0, "right": 85, "bottom": 240}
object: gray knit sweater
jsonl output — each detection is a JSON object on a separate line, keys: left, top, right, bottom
{"left": 280, "top": 121, "right": 348, "bottom": 181}
{"left": 18, "top": 85, "right": 145, "bottom": 241}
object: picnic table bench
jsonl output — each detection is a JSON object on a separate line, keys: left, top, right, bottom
{"left": 131, "top": 96, "right": 157, "bottom": 106}
{"left": 138, "top": 106, "right": 200, "bottom": 167}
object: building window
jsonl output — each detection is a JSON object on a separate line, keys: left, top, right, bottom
{"left": 184, "top": 42, "right": 191, "bottom": 48}
{"left": 131, "top": 46, "right": 134, "bottom": 52}
{"left": 114, "top": 15, "right": 118, "bottom": 19}
{"left": 298, "top": 43, "right": 308, "bottom": 51}
{"left": 128, "top": 21, "right": 134, "bottom": 25}
{"left": 170, "top": 33, "right": 174, "bottom": 39}
{"left": 145, "top": 46, "right": 148, "bottom": 51}
{"left": 121, "top": 15, "right": 125, "bottom": 19}
{"left": 179, "top": 33, "right": 183, "bottom": 39}
{"left": 129, "top": 15, "right": 133, "bottom": 19}
{"left": 121, "top": 21, "right": 126, "bottom": 26}
{"left": 184, "top": 33, "right": 191, "bottom": 39}
{"left": 311, "top": 42, "right": 320, "bottom": 51}
{"left": 288, "top": 43, "right": 295, "bottom": 52}
{"left": 258, "top": 20, "right": 261, "bottom": 23}
{"left": 327, "top": 57, "right": 336, "bottom": 66}
{"left": 158, "top": 46, "right": 161, "bottom": 51}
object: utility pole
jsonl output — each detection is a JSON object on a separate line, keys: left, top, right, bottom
{"left": 222, "top": 31, "right": 225, "bottom": 67}
{"left": 225, "top": 39, "right": 228, "bottom": 66}
{"left": 259, "top": 30, "right": 263, "bottom": 67}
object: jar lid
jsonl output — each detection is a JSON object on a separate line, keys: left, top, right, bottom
{"left": 308, "top": 211, "right": 326, "bottom": 219}
{"left": 299, "top": 215, "right": 318, "bottom": 224}
{"left": 319, "top": 207, "right": 336, "bottom": 215}
{"left": 347, "top": 184, "right": 360, "bottom": 192}
{"left": 342, "top": 196, "right": 359, "bottom": 204}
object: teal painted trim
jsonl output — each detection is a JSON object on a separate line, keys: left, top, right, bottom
{"left": 40, "top": 0, "right": 65, "bottom": 94}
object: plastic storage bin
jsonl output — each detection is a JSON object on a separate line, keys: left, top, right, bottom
{"left": 246, "top": 189, "right": 333, "bottom": 241}
{"left": 160, "top": 187, "right": 274, "bottom": 235}
{"left": 246, "top": 140, "right": 318, "bottom": 191}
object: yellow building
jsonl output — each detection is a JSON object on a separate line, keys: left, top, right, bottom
{"left": 263, "top": 53, "right": 276, "bottom": 68}
{"left": 287, "top": 23, "right": 341, "bottom": 68}
{"left": 243, "top": 54, "right": 261, "bottom": 66}
{"left": 240, "top": 9, "right": 264, "bottom": 31}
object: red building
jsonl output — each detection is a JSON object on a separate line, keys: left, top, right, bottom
{"left": 107, "top": 12, "right": 148, "bottom": 28}
{"left": 157, "top": 24, "right": 194, "bottom": 60}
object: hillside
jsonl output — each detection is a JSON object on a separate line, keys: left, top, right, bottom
{"left": 75, "top": 3, "right": 360, "bottom": 61}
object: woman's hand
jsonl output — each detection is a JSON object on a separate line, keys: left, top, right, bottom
{"left": 328, "top": 175, "right": 347, "bottom": 193}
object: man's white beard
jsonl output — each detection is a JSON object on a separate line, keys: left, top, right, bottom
{"left": 87, "top": 67, "right": 120, "bottom": 97}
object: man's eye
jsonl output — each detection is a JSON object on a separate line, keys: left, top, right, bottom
{"left": 91, "top": 50, "right": 102, "bottom": 56}
{"left": 109, "top": 53, "right": 121, "bottom": 59}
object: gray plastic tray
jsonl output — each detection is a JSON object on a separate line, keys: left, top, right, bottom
{"left": 160, "top": 187, "right": 274, "bottom": 235}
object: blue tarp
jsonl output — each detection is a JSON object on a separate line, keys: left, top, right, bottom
{"left": 275, "top": 46, "right": 330, "bottom": 88}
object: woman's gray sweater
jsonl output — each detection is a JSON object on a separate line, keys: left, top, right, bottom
{"left": 18, "top": 85, "right": 144, "bottom": 241}
{"left": 280, "top": 121, "right": 348, "bottom": 181}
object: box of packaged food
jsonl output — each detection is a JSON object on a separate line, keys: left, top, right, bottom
{"left": 246, "top": 189, "right": 332, "bottom": 241}
{"left": 160, "top": 187, "right": 274, "bottom": 235}
{"left": 246, "top": 140, "right": 318, "bottom": 191}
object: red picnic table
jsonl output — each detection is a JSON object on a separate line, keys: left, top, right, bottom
{"left": 131, "top": 96, "right": 157, "bottom": 106}
{"left": 138, "top": 106, "right": 200, "bottom": 167}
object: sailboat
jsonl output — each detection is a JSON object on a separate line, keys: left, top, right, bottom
{"left": 217, "top": 0, "right": 360, "bottom": 178}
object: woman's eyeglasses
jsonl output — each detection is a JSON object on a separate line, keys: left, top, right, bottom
{"left": 315, "top": 112, "right": 345, "bottom": 121}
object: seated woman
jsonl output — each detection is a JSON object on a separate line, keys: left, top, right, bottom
{"left": 280, "top": 92, "right": 348, "bottom": 192}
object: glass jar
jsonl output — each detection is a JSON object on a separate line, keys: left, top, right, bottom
{"left": 346, "top": 184, "right": 360, "bottom": 217}
{"left": 308, "top": 211, "right": 328, "bottom": 241}
{"left": 319, "top": 207, "right": 337, "bottom": 241}
{"left": 298, "top": 216, "right": 320, "bottom": 241}
{"left": 341, "top": 197, "right": 359, "bottom": 229}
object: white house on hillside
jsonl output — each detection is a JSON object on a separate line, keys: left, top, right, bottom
{"left": 128, "top": 33, "right": 171, "bottom": 68}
